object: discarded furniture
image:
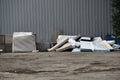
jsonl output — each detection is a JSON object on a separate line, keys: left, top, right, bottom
{"left": 48, "top": 35, "right": 119, "bottom": 52}
{"left": 48, "top": 37, "right": 69, "bottom": 52}
{"left": 12, "top": 32, "right": 36, "bottom": 52}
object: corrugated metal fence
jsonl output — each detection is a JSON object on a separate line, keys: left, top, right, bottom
{"left": 0, "top": 0, "right": 113, "bottom": 42}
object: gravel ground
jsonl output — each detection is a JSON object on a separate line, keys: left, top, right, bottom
{"left": 0, "top": 52, "right": 120, "bottom": 80}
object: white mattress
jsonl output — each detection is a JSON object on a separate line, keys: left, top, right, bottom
{"left": 12, "top": 32, "right": 36, "bottom": 52}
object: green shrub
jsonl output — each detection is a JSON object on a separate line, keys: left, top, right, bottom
{"left": 112, "top": 0, "right": 120, "bottom": 37}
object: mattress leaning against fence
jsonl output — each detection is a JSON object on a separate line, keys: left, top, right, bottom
{"left": 12, "top": 32, "right": 36, "bottom": 52}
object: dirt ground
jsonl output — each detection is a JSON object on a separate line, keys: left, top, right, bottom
{"left": 0, "top": 52, "right": 120, "bottom": 80}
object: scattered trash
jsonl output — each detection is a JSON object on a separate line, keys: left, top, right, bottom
{"left": 105, "top": 35, "right": 120, "bottom": 45}
{"left": 48, "top": 35, "right": 120, "bottom": 52}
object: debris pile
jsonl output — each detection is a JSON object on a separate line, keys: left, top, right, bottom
{"left": 48, "top": 35, "right": 120, "bottom": 52}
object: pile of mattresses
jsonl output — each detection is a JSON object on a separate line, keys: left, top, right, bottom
{"left": 12, "top": 32, "right": 36, "bottom": 52}
{"left": 48, "top": 35, "right": 120, "bottom": 52}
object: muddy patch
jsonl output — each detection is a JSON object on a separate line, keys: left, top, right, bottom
{"left": 1, "top": 69, "right": 68, "bottom": 74}
{"left": 73, "top": 65, "right": 120, "bottom": 74}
